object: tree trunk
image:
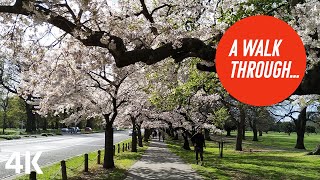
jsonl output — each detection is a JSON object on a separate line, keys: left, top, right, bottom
{"left": 103, "top": 123, "right": 114, "bottom": 169}
{"left": 43, "top": 118, "right": 47, "bottom": 131}
{"left": 252, "top": 118, "right": 258, "bottom": 141}
{"left": 131, "top": 117, "right": 137, "bottom": 152}
{"left": 226, "top": 130, "right": 231, "bottom": 136}
{"left": 242, "top": 125, "right": 246, "bottom": 140}
{"left": 144, "top": 128, "right": 151, "bottom": 142}
{"left": 182, "top": 131, "right": 191, "bottom": 150}
{"left": 259, "top": 130, "right": 263, "bottom": 136}
{"left": 86, "top": 118, "right": 93, "bottom": 128}
{"left": 54, "top": 116, "right": 59, "bottom": 129}
{"left": 236, "top": 107, "right": 245, "bottom": 151}
{"left": 25, "top": 96, "right": 36, "bottom": 133}
{"left": 170, "top": 127, "right": 175, "bottom": 137}
{"left": 168, "top": 123, "right": 174, "bottom": 137}
{"left": 204, "top": 128, "right": 211, "bottom": 141}
{"left": 2, "top": 111, "right": 6, "bottom": 134}
{"left": 173, "top": 131, "right": 179, "bottom": 140}
{"left": 137, "top": 124, "right": 143, "bottom": 147}
{"left": 294, "top": 107, "right": 307, "bottom": 149}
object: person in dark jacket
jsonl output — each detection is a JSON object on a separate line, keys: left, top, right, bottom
{"left": 191, "top": 129, "right": 206, "bottom": 165}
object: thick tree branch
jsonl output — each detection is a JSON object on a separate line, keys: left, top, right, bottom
{"left": 138, "top": 0, "right": 154, "bottom": 23}
{"left": 0, "top": 3, "right": 216, "bottom": 68}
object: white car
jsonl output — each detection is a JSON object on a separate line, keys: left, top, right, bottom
{"left": 61, "top": 128, "right": 69, "bottom": 132}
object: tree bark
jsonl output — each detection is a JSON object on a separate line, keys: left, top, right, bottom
{"left": 226, "top": 130, "right": 231, "bottom": 136}
{"left": 173, "top": 131, "right": 179, "bottom": 140}
{"left": 144, "top": 128, "right": 151, "bottom": 142}
{"left": 236, "top": 107, "right": 245, "bottom": 151}
{"left": 42, "top": 118, "right": 47, "bottom": 131}
{"left": 182, "top": 131, "right": 191, "bottom": 150}
{"left": 204, "top": 128, "right": 211, "bottom": 141}
{"left": 137, "top": 124, "right": 143, "bottom": 147}
{"left": 25, "top": 96, "right": 36, "bottom": 133}
{"left": 242, "top": 125, "right": 246, "bottom": 140}
{"left": 252, "top": 119, "right": 258, "bottom": 141}
{"left": 2, "top": 111, "right": 6, "bottom": 134}
{"left": 103, "top": 122, "right": 114, "bottom": 169}
{"left": 86, "top": 118, "right": 93, "bottom": 128}
{"left": 131, "top": 117, "right": 137, "bottom": 152}
{"left": 294, "top": 107, "right": 307, "bottom": 149}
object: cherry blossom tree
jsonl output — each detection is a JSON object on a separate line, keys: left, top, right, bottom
{"left": 246, "top": 106, "right": 274, "bottom": 141}
{"left": 115, "top": 89, "right": 151, "bottom": 151}
{"left": 20, "top": 36, "right": 146, "bottom": 168}
{"left": 270, "top": 95, "right": 320, "bottom": 149}
{"left": 0, "top": 48, "right": 40, "bottom": 132}
{"left": 0, "top": 0, "right": 319, "bottom": 96}
{"left": 146, "top": 59, "right": 221, "bottom": 149}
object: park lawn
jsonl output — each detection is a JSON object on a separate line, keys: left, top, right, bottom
{"left": 245, "top": 131, "right": 320, "bottom": 151}
{"left": 16, "top": 138, "right": 149, "bottom": 180}
{"left": 0, "top": 129, "right": 20, "bottom": 135}
{"left": 167, "top": 132, "right": 320, "bottom": 180}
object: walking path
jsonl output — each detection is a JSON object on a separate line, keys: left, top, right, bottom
{"left": 125, "top": 140, "right": 203, "bottom": 180}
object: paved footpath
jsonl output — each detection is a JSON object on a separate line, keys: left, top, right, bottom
{"left": 125, "top": 140, "right": 203, "bottom": 180}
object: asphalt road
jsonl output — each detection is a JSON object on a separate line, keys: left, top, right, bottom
{"left": 0, "top": 131, "right": 130, "bottom": 179}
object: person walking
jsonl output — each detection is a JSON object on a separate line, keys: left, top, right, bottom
{"left": 191, "top": 129, "right": 206, "bottom": 165}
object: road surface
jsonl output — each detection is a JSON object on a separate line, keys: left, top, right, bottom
{"left": 0, "top": 131, "right": 130, "bottom": 179}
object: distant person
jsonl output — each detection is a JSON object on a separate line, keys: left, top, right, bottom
{"left": 191, "top": 129, "right": 206, "bottom": 165}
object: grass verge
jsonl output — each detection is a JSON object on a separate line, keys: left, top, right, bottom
{"left": 167, "top": 132, "right": 320, "bottom": 180}
{"left": 16, "top": 138, "right": 149, "bottom": 180}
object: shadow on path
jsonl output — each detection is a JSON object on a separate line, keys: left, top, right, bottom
{"left": 125, "top": 141, "right": 202, "bottom": 180}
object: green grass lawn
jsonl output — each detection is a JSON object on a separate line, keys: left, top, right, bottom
{"left": 167, "top": 132, "right": 320, "bottom": 180}
{"left": 246, "top": 132, "right": 320, "bottom": 150}
{"left": 16, "top": 138, "right": 149, "bottom": 180}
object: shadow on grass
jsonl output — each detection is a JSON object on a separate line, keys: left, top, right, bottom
{"left": 69, "top": 148, "right": 148, "bottom": 180}
{"left": 69, "top": 166, "right": 127, "bottom": 180}
{"left": 167, "top": 139, "right": 320, "bottom": 180}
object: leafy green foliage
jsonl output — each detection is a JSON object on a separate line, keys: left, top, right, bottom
{"left": 218, "top": 0, "right": 291, "bottom": 26}
{"left": 0, "top": 95, "right": 26, "bottom": 129}
{"left": 147, "top": 59, "right": 220, "bottom": 111}
{"left": 209, "top": 107, "right": 230, "bottom": 128}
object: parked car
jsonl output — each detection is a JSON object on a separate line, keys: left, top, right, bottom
{"left": 85, "top": 127, "right": 92, "bottom": 132}
{"left": 69, "top": 127, "right": 80, "bottom": 133}
{"left": 61, "top": 128, "right": 69, "bottom": 132}
{"left": 128, "top": 130, "right": 133, "bottom": 136}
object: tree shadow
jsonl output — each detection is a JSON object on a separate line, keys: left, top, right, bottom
{"left": 125, "top": 167, "right": 202, "bottom": 180}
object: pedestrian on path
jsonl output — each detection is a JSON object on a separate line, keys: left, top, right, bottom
{"left": 191, "top": 129, "right": 206, "bottom": 165}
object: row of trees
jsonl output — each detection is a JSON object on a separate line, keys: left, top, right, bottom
{"left": 0, "top": 0, "right": 319, "bottom": 169}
